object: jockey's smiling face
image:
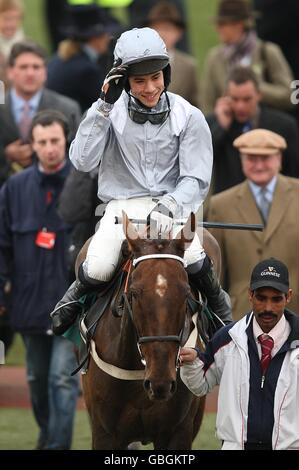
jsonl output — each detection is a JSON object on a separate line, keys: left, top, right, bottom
{"left": 32, "top": 122, "right": 66, "bottom": 172}
{"left": 128, "top": 70, "right": 165, "bottom": 108}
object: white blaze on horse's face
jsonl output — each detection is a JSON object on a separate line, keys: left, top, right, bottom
{"left": 155, "top": 274, "right": 168, "bottom": 298}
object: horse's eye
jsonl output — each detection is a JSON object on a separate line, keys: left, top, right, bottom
{"left": 130, "top": 290, "right": 138, "bottom": 299}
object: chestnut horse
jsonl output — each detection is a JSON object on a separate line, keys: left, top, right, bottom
{"left": 80, "top": 214, "right": 220, "bottom": 450}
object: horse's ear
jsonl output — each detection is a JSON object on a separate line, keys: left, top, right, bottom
{"left": 174, "top": 212, "right": 196, "bottom": 251}
{"left": 122, "top": 210, "right": 140, "bottom": 250}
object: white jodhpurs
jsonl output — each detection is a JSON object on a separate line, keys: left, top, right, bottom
{"left": 83, "top": 197, "right": 205, "bottom": 282}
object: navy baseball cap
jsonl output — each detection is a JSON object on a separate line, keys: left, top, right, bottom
{"left": 250, "top": 258, "right": 289, "bottom": 293}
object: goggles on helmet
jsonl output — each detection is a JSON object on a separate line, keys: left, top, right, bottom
{"left": 128, "top": 93, "right": 171, "bottom": 125}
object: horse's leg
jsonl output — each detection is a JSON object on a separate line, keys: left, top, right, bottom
{"left": 192, "top": 396, "right": 206, "bottom": 441}
{"left": 91, "top": 427, "right": 126, "bottom": 450}
{"left": 153, "top": 397, "right": 205, "bottom": 450}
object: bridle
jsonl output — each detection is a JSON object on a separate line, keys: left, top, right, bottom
{"left": 88, "top": 253, "right": 199, "bottom": 380}
{"left": 123, "top": 254, "right": 189, "bottom": 368}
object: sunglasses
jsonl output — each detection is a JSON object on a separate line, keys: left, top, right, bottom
{"left": 128, "top": 93, "right": 171, "bottom": 125}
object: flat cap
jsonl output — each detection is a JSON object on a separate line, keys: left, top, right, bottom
{"left": 233, "top": 129, "right": 287, "bottom": 155}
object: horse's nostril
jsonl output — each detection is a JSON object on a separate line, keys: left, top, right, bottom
{"left": 170, "top": 380, "right": 177, "bottom": 394}
{"left": 144, "top": 379, "right": 151, "bottom": 391}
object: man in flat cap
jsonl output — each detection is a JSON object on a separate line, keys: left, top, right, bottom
{"left": 179, "top": 257, "right": 299, "bottom": 450}
{"left": 207, "top": 128, "right": 299, "bottom": 320}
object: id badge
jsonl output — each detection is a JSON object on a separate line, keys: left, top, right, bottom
{"left": 35, "top": 230, "right": 56, "bottom": 249}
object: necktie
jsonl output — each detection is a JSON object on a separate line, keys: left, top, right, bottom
{"left": 19, "top": 102, "right": 32, "bottom": 142}
{"left": 259, "top": 187, "right": 270, "bottom": 224}
{"left": 258, "top": 334, "right": 274, "bottom": 379}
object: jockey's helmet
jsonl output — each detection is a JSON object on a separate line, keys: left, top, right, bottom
{"left": 113, "top": 27, "right": 171, "bottom": 89}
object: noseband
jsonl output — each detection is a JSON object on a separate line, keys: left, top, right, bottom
{"left": 125, "top": 254, "right": 189, "bottom": 367}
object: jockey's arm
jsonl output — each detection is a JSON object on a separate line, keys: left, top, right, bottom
{"left": 168, "top": 107, "right": 213, "bottom": 214}
{"left": 69, "top": 99, "right": 112, "bottom": 173}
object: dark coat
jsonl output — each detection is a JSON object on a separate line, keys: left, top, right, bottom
{"left": 0, "top": 162, "right": 72, "bottom": 334}
{"left": 47, "top": 51, "right": 110, "bottom": 113}
{"left": 0, "top": 88, "right": 81, "bottom": 186}
{"left": 207, "top": 105, "right": 299, "bottom": 194}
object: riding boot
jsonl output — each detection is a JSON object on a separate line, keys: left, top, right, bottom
{"left": 187, "top": 256, "right": 232, "bottom": 325}
{"left": 51, "top": 264, "right": 106, "bottom": 335}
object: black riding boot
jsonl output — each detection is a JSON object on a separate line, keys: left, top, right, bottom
{"left": 51, "top": 264, "right": 105, "bottom": 335}
{"left": 187, "top": 256, "right": 232, "bottom": 325}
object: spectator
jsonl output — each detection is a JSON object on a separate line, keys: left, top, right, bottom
{"left": 44, "top": 0, "right": 123, "bottom": 53}
{"left": 0, "top": 0, "right": 24, "bottom": 85}
{"left": 129, "top": 0, "right": 190, "bottom": 53}
{"left": 207, "top": 66, "right": 299, "bottom": 194}
{"left": 207, "top": 128, "right": 299, "bottom": 319}
{"left": 47, "top": 4, "right": 114, "bottom": 113}
{"left": 0, "top": 40, "right": 81, "bottom": 186}
{"left": 0, "top": 110, "right": 79, "bottom": 450}
{"left": 201, "top": 0, "right": 294, "bottom": 114}
{"left": 253, "top": 0, "right": 299, "bottom": 125}
{"left": 144, "top": 1, "right": 200, "bottom": 107}
{"left": 44, "top": 0, "right": 68, "bottom": 52}
{"left": 254, "top": 0, "right": 299, "bottom": 82}
{"left": 180, "top": 258, "right": 299, "bottom": 450}
{"left": 57, "top": 166, "right": 99, "bottom": 281}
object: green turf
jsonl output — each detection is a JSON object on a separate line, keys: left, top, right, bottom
{"left": 6, "top": 334, "right": 25, "bottom": 366}
{"left": 23, "top": 0, "right": 50, "bottom": 52}
{"left": 0, "top": 407, "right": 220, "bottom": 450}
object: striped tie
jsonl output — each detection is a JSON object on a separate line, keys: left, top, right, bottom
{"left": 258, "top": 334, "right": 274, "bottom": 375}
{"left": 259, "top": 187, "right": 270, "bottom": 224}
{"left": 19, "top": 102, "right": 32, "bottom": 142}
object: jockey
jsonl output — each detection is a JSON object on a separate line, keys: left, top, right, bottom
{"left": 51, "top": 27, "right": 232, "bottom": 335}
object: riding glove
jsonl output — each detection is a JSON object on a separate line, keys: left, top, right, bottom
{"left": 147, "top": 197, "right": 176, "bottom": 236}
{"left": 100, "top": 60, "right": 127, "bottom": 104}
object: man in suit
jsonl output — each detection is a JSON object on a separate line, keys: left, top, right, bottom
{"left": 0, "top": 40, "right": 81, "bottom": 186}
{"left": 144, "top": 1, "right": 200, "bottom": 108}
{"left": 47, "top": 4, "right": 114, "bottom": 113}
{"left": 207, "top": 128, "right": 299, "bottom": 320}
{"left": 207, "top": 66, "right": 299, "bottom": 194}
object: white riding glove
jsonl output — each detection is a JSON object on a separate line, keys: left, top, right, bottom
{"left": 147, "top": 196, "right": 177, "bottom": 236}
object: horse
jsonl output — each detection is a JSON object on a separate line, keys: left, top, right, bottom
{"left": 77, "top": 213, "right": 221, "bottom": 450}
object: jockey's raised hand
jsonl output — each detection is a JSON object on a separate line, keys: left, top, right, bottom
{"left": 100, "top": 59, "right": 128, "bottom": 104}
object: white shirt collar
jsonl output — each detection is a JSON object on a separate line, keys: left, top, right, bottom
{"left": 252, "top": 313, "right": 291, "bottom": 357}
{"left": 248, "top": 175, "right": 277, "bottom": 200}
{"left": 10, "top": 87, "right": 42, "bottom": 112}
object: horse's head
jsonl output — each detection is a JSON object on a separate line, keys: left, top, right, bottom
{"left": 123, "top": 211, "right": 196, "bottom": 401}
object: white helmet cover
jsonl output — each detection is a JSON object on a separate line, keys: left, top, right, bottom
{"left": 114, "top": 27, "right": 169, "bottom": 75}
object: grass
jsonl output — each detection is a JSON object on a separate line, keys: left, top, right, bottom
{"left": 6, "top": 334, "right": 25, "bottom": 366}
{"left": 0, "top": 407, "right": 220, "bottom": 450}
